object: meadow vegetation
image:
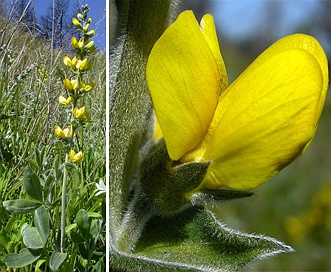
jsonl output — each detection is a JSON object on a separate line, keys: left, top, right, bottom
{"left": 0, "top": 5, "right": 106, "bottom": 271}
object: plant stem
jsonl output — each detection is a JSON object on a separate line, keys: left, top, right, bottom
{"left": 115, "top": 191, "right": 152, "bottom": 253}
{"left": 110, "top": 0, "right": 175, "bottom": 239}
{"left": 60, "top": 152, "right": 69, "bottom": 252}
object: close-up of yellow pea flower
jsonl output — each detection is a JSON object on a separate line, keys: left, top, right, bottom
{"left": 147, "top": 10, "right": 329, "bottom": 190}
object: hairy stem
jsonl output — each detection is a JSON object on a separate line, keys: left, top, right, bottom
{"left": 110, "top": 0, "right": 176, "bottom": 243}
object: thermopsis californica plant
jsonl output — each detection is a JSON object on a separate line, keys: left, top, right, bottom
{"left": 3, "top": 5, "right": 104, "bottom": 271}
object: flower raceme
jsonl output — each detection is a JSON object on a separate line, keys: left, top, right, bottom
{"left": 146, "top": 10, "right": 329, "bottom": 190}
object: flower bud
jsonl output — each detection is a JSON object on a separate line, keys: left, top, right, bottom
{"left": 82, "top": 82, "right": 94, "bottom": 92}
{"left": 72, "top": 17, "right": 82, "bottom": 28}
{"left": 83, "top": 23, "right": 90, "bottom": 32}
{"left": 85, "top": 40, "right": 94, "bottom": 50}
{"left": 87, "top": 30, "right": 95, "bottom": 37}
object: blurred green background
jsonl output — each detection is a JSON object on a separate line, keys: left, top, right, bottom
{"left": 181, "top": 0, "right": 331, "bottom": 271}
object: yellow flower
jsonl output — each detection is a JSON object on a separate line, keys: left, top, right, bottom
{"left": 78, "top": 38, "right": 84, "bottom": 50}
{"left": 63, "top": 78, "right": 79, "bottom": 93}
{"left": 146, "top": 10, "right": 329, "bottom": 190}
{"left": 73, "top": 106, "right": 89, "bottom": 122}
{"left": 72, "top": 17, "right": 82, "bottom": 28}
{"left": 76, "top": 58, "right": 91, "bottom": 71}
{"left": 55, "top": 125, "right": 73, "bottom": 140}
{"left": 71, "top": 37, "right": 79, "bottom": 50}
{"left": 63, "top": 56, "right": 72, "bottom": 67}
{"left": 69, "top": 150, "right": 83, "bottom": 163}
{"left": 85, "top": 40, "right": 94, "bottom": 50}
{"left": 81, "top": 81, "right": 94, "bottom": 92}
{"left": 58, "top": 95, "right": 73, "bottom": 105}
{"left": 87, "top": 30, "right": 95, "bottom": 37}
{"left": 83, "top": 23, "right": 90, "bottom": 32}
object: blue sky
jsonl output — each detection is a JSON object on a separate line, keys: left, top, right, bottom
{"left": 181, "top": 1, "right": 330, "bottom": 58}
{"left": 211, "top": 0, "right": 319, "bottom": 41}
{"left": 33, "top": 0, "right": 106, "bottom": 50}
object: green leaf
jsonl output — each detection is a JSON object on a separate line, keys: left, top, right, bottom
{"left": 34, "top": 147, "right": 42, "bottom": 170}
{"left": 4, "top": 248, "right": 43, "bottom": 268}
{"left": 76, "top": 209, "right": 90, "bottom": 238}
{"left": 49, "top": 250, "right": 67, "bottom": 271}
{"left": 78, "top": 243, "right": 89, "bottom": 259}
{"left": 34, "top": 205, "right": 50, "bottom": 245}
{"left": 53, "top": 155, "right": 63, "bottom": 181}
{"left": 43, "top": 173, "right": 55, "bottom": 201}
{"left": 70, "top": 230, "right": 85, "bottom": 244}
{"left": 21, "top": 224, "right": 45, "bottom": 249}
{"left": 23, "top": 167, "right": 43, "bottom": 201}
{"left": 110, "top": 206, "right": 293, "bottom": 271}
{"left": 3, "top": 199, "right": 42, "bottom": 214}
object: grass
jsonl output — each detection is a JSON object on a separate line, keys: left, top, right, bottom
{"left": 0, "top": 12, "right": 106, "bottom": 271}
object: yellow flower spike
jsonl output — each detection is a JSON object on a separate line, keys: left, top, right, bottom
{"left": 147, "top": 10, "right": 227, "bottom": 161}
{"left": 55, "top": 125, "right": 73, "bottom": 140}
{"left": 71, "top": 37, "right": 79, "bottom": 50}
{"left": 63, "top": 56, "right": 72, "bottom": 67}
{"left": 147, "top": 11, "right": 329, "bottom": 191}
{"left": 73, "top": 106, "right": 89, "bottom": 122}
{"left": 69, "top": 150, "right": 83, "bottom": 163}
{"left": 58, "top": 95, "right": 73, "bottom": 105}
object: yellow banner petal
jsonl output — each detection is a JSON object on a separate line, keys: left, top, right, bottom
{"left": 200, "top": 14, "right": 228, "bottom": 92}
{"left": 190, "top": 34, "right": 328, "bottom": 190}
{"left": 147, "top": 10, "right": 222, "bottom": 160}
